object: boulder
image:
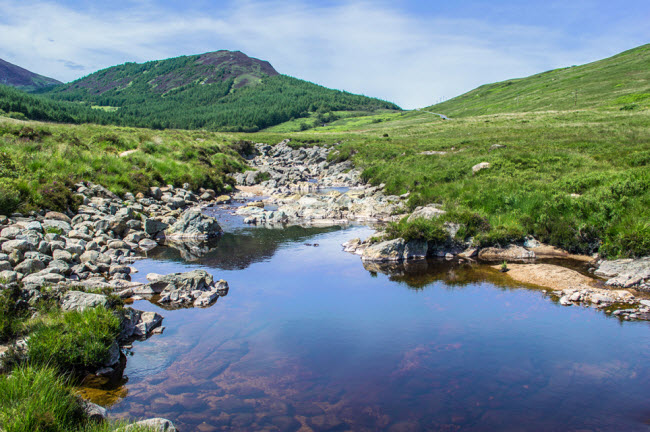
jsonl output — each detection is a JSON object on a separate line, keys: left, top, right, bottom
{"left": 362, "top": 239, "right": 405, "bottom": 262}
{"left": 61, "top": 290, "right": 108, "bottom": 312}
{"left": 407, "top": 205, "right": 446, "bottom": 222}
{"left": 472, "top": 162, "right": 491, "bottom": 174}
{"left": 164, "top": 210, "right": 221, "bottom": 239}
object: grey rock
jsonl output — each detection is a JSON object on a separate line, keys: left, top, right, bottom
{"left": 21, "top": 271, "right": 65, "bottom": 286}
{"left": 104, "top": 340, "right": 121, "bottom": 366}
{"left": 42, "top": 219, "right": 72, "bottom": 234}
{"left": 82, "top": 401, "right": 107, "bottom": 422}
{"left": 124, "top": 418, "right": 177, "bottom": 432}
{"left": 143, "top": 218, "right": 169, "bottom": 237}
{"left": 14, "top": 259, "right": 45, "bottom": 275}
{"left": 164, "top": 210, "right": 221, "bottom": 239}
{"left": 0, "top": 270, "right": 18, "bottom": 283}
{"left": 61, "top": 290, "right": 108, "bottom": 312}
{"left": 362, "top": 239, "right": 405, "bottom": 262}
{"left": 52, "top": 249, "right": 73, "bottom": 262}
{"left": 407, "top": 205, "right": 446, "bottom": 223}
{"left": 595, "top": 257, "right": 650, "bottom": 288}
{"left": 133, "top": 311, "right": 164, "bottom": 337}
{"left": 478, "top": 245, "right": 535, "bottom": 262}
{"left": 0, "top": 261, "right": 12, "bottom": 271}
{"left": 2, "top": 239, "right": 32, "bottom": 254}
{"left": 472, "top": 162, "right": 491, "bottom": 174}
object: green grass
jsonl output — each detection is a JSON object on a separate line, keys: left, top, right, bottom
{"left": 250, "top": 108, "right": 650, "bottom": 257}
{"left": 428, "top": 44, "right": 650, "bottom": 117}
{"left": 27, "top": 306, "right": 121, "bottom": 373}
{"left": 0, "top": 365, "right": 86, "bottom": 432}
{"left": 0, "top": 365, "right": 158, "bottom": 432}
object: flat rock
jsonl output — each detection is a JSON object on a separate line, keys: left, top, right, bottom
{"left": 479, "top": 245, "right": 535, "bottom": 262}
{"left": 61, "top": 290, "right": 108, "bottom": 312}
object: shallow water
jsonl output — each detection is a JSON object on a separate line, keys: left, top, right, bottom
{"left": 101, "top": 225, "right": 650, "bottom": 431}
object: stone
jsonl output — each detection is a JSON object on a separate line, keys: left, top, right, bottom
{"left": 362, "top": 239, "right": 405, "bottom": 262}
{"left": 104, "top": 340, "right": 121, "bottom": 366}
{"left": 0, "top": 270, "right": 19, "bottom": 283}
{"left": 138, "top": 239, "right": 158, "bottom": 250}
{"left": 0, "top": 261, "right": 12, "bottom": 272}
{"left": 124, "top": 418, "right": 177, "bottom": 432}
{"left": 61, "top": 291, "right": 108, "bottom": 312}
{"left": 52, "top": 249, "right": 73, "bottom": 262}
{"left": 478, "top": 245, "right": 535, "bottom": 262}
{"left": 403, "top": 240, "right": 428, "bottom": 260}
{"left": 143, "top": 218, "right": 169, "bottom": 237}
{"left": 42, "top": 219, "right": 72, "bottom": 234}
{"left": 14, "top": 259, "right": 46, "bottom": 276}
{"left": 472, "top": 162, "right": 491, "bottom": 174}
{"left": 82, "top": 400, "right": 107, "bottom": 422}
{"left": 595, "top": 257, "right": 650, "bottom": 288}
{"left": 164, "top": 210, "right": 221, "bottom": 239}
{"left": 133, "top": 311, "right": 164, "bottom": 337}
{"left": 1, "top": 239, "right": 32, "bottom": 254}
{"left": 407, "top": 205, "right": 446, "bottom": 222}
{"left": 21, "top": 271, "right": 65, "bottom": 286}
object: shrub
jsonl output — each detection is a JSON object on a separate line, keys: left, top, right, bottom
{"left": 37, "top": 179, "right": 82, "bottom": 213}
{"left": 27, "top": 306, "right": 120, "bottom": 372}
{"left": 0, "top": 179, "right": 22, "bottom": 215}
{"left": 387, "top": 217, "right": 448, "bottom": 244}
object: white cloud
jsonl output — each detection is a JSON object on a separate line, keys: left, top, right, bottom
{"left": 0, "top": 0, "right": 647, "bottom": 108}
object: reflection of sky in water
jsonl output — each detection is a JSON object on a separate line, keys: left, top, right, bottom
{"left": 108, "top": 226, "right": 650, "bottom": 431}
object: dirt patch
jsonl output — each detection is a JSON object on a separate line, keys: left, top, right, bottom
{"left": 494, "top": 263, "right": 599, "bottom": 291}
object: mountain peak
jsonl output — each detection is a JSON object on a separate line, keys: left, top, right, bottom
{"left": 0, "top": 58, "right": 61, "bottom": 91}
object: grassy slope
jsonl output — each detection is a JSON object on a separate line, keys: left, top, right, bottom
{"left": 251, "top": 108, "right": 650, "bottom": 257}
{"left": 0, "top": 116, "right": 250, "bottom": 213}
{"left": 427, "top": 44, "right": 650, "bottom": 117}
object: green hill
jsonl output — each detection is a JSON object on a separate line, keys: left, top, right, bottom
{"left": 428, "top": 43, "right": 650, "bottom": 117}
{"left": 39, "top": 50, "right": 400, "bottom": 131}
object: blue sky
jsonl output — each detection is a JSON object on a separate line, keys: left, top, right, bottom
{"left": 0, "top": 0, "right": 648, "bottom": 108}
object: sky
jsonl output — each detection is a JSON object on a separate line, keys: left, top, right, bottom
{"left": 0, "top": 0, "right": 648, "bottom": 109}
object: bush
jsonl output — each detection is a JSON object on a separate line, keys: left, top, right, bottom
{"left": 0, "top": 179, "right": 22, "bottom": 215}
{"left": 37, "top": 179, "right": 82, "bottom": 213}
{"left": 27, "top": 306, "right": 120, "bottom": 372}
{"left": 387, "top": 217, "right": 448, "bottom": 244}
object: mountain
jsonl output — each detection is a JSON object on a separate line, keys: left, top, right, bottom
{"left": 0, "top": 58, "right": 61, "bottom": 91}
{"left": 427, "top": 43, "right": 650, "bottom": 117}
{"left": 40, "top": 50, "right": 400, "bottom": 131}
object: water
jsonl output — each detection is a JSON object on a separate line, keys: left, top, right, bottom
{"left": 100, "top": 225, "right": 650, "bottom": 431}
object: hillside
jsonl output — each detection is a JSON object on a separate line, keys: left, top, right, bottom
{"left": 0, "top": 58, "right": 61, "bottom": 91}
{"left": 427, "top": 43, "right": 650, "bottom": 117}
{"left": 40, "top": 50, "right": 400, "bottom": 131}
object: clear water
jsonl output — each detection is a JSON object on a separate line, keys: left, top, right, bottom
{"left": 102, "top": 225, "right": 650, "bottom": 431}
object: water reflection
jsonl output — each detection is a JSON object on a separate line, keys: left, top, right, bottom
{"left": 102, "top": 226, "right": 650, "bottom": 432}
